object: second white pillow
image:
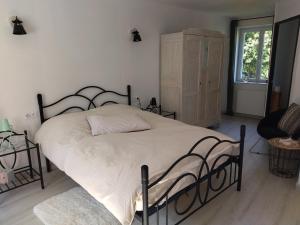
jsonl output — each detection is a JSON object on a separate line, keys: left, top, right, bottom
{"left": 87, "top": 114, "right": 151, "bottom": 136}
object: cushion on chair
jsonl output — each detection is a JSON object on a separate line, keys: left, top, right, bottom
{"left": 278, "top": 103, "right": 300, "bottom": 136}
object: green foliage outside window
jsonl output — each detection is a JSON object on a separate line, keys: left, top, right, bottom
{"left": 241, "top": 29, "right": 272, "bottom": 82}
{"left": 261, "top": 30, "right": 272, "bottom": 80}
{"left": 242, "top": 32, "right": 259, "bottom": 80}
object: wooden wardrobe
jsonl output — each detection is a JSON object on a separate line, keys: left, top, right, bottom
{"left": 160, "top": 28, "right": 224, "bottom": 127}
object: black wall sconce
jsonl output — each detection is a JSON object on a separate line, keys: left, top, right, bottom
{"left": 131, "top": 28, "right": 142, "bottom": 42}
{"left": 12, "top": 17, "right": 27, "bottom": 35}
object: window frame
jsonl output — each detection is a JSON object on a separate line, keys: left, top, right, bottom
{"left": 235, "top": 25, "right": 273, "bottom": 84}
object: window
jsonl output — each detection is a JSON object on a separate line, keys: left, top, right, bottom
{"left": 235, "top": 26, "right": 273, "bottom": 83}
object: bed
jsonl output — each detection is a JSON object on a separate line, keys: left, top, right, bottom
{"left": 35, "top": 85, "right": 245, "bottom": 225}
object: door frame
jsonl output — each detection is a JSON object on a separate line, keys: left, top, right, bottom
{"left": 265, "top": 15, "right": 300, "bottom": 115}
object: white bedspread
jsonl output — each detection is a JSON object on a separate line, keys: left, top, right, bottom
{"left": 35, "top": 104, "right": 237, "bottom": 225}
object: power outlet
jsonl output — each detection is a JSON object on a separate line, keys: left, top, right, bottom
{"left": 133, "top": 96, "right": 142, "bottom": 109}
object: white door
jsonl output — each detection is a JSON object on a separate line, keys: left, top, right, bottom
{"left": 182, "top": 35, "right": 202, "bottom": 125}
{"left": 205, "top": 37, "right": 223, "bottom": 125}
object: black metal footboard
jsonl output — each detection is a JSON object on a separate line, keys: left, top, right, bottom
{"left": 140, "top": 125, "right": 246, "bottom": 225}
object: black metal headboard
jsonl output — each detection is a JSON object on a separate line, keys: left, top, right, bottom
{"left": 37, "top": 85, "right": 131, "bottom": 124}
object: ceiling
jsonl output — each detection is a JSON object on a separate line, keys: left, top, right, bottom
{"left": 153, "top": 0, "right": 277, "bottom": 18}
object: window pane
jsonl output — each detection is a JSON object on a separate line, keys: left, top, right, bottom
{"left": 261, "top": 30, "right": 272, "bottom": 80}
{"left": 242, "top": 31, "right": 260, "bottom": 81}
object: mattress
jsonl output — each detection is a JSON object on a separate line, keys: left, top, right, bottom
{"left": 35, "top": 104, "right": 237, "bottom": 225}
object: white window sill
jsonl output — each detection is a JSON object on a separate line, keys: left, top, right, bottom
{"left": 235, "top": 81, "right": 268, "bottom": 85}
{"left": 234, "top": 82, "right": 268, "bottom": 91}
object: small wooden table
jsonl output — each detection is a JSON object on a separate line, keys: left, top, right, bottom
{"left": 268, "top": 138, "right": 300, "bottom": 178}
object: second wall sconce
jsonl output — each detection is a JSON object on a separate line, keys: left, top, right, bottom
{"left": 12, "top": 17, "right": 27, "bottom": 35}
{"left": 131, "top": 28, "right": 142, "bottom": 42}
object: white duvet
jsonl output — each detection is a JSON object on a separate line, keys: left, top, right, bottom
{"left": 35, "top": 104, "right": 237, "bottom": 225}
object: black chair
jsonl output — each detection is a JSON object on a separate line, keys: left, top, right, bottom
{"left": 257, "top": 109, "right": 288, "bottom": 140}
{"left": 257, "top": 108, "right": 300, "bottom": 140}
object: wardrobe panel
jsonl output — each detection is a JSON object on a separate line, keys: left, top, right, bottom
{"left": 161, "top": 86, "right": 181, "bottom": 118}
{"left": 182, "top": 35, "right": 202, "bottom": 124}
{"left": 205, "top": 89, "right": 221, "bottom": 124}
{"left": 198, "top": 38, "right": 209, "bottom": 124}
{"left": 160, "top": 34, "right": 183, "bottom": 87}
{"left": 207, "top": 38, "right": 223, "bottom": 91}
{"left": 205, "top": 37, "right": 223, "bottom": 125}
{"left": 182, "top": 94, "right": 198, "bottom": 124}
{"left": 182, "top": 35, "right": 202, "bottom": 94}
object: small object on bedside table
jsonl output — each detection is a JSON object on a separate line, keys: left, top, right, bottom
{"left": 0, "top": 168, "right": 15, "bottom": 184}
{"left": 0, "top": 118, "right": 12, "bottom": 132}
{"left": 268, "top": 138, "right": 300, "bottom": 178}
{"left": 0, "top": 130, "right": 44, "bottom": 194}
{"left": 144, "top": 97, "right": 160, "bottom": 113}
{"left": 0, "top": 119, "right": 18, "bottom": 170}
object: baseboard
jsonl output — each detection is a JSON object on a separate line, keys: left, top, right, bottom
{"left": 231, "top": 112, "right": 263, "bottom": 120}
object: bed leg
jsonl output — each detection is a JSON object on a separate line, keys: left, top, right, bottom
{"left": 46, "top": 158, "right": 52, "bottom": 173}
{"left": 237, "top": 125, "right": 246, "bottom": 192}
{"left": 141, "top": 165, "right": 149, "bottom": 225}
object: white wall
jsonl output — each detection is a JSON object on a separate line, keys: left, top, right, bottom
{"left": 233, "top": 83, "right": 268, "bottom": 117}
{"left": 275, "top": 0, "right": 300, "bottom": 104}
{"left": 0, "top": 0, "right": 230, "bottom": 135}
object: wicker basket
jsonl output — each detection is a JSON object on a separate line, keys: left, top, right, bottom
{"left": 268, "top": 138, "right": 300, "bottom": 178}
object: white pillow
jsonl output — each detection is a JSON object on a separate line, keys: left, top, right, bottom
{"left": 87, "top": 114, "right": 151, "bottom": 136}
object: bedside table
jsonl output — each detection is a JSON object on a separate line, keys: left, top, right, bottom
{"left": 0, "top": 131, "right": 44, "bottom": 194}
{"left": 268, "top": 138, "right": 300, "bottom": 178}
{"left": 143, "top": 105, "right": 176, "bottom": 119}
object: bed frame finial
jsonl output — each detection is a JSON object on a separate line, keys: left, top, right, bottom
{"left": 141, "top": 165, "right": 149, "bottom": 225}
{"left": 37, "top": 94, "right": 45, "bottom": 124}
{"left": 237, "top": 124, "right": 246, "bottom": 191}
{"left": 127, "top": 85, "right": 131, "bottom": 106}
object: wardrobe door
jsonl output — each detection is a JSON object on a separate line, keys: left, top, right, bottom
{"left": 182, "top": 35, "right": 202, "bottom": 125}
{"left": 197, "top": 38, "right": 209, "bottom": 126}
{"left": 160, "top": 34, "right": 183, "bottom": 118}
{"left": 205, "top": 37, "right": 223, "bottom": 125}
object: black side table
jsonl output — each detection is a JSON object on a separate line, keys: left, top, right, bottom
{"left": 143, "top": 105, "right": 176, "bottom": 119}
{"left": 0, "top": 131, "right": 44, "bottom": 194}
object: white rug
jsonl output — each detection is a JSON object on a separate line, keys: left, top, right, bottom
{"left": 34, "top": 187, "right": 141, "bottom": 225}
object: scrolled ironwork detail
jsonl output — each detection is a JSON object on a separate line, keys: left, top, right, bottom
{"left": 141, "top": 125, "right": 246, "bottom": 225}
{"left": 37, "top": 85, "right": 131, "bottom": 122}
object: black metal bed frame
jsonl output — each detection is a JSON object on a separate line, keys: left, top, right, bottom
{"left": 37, "top": 84, "right": 131, "bottom": 172}
{"left": 36, "top": 84, "right": 246, "bottom": 225}
{"left": 140, "top": 125, "right": 245, "bottom": 225}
